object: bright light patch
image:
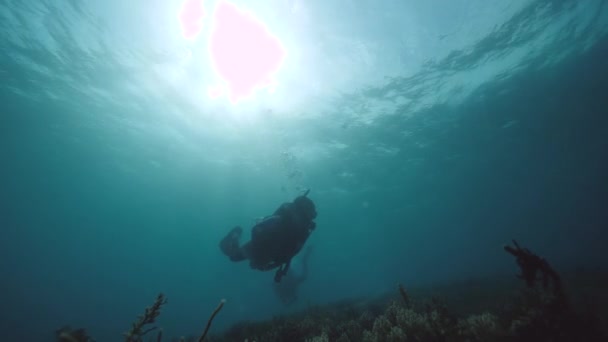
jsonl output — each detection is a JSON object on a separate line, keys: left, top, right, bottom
{"left": 179, "top": 0, "right": 205, "bottom": 39}
{"left": 207, "top": 85, "right": 224, "bottom": 99}
{"left": 208, "top": 1, "right": 285, "bottom": 102}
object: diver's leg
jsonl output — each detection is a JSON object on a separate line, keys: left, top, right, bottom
{"left": 219, "top": 226, "right": 248, "bottom": 262}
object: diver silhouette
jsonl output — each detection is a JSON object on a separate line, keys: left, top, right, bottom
{"left": 219, "top": 190, "right": 317, "bottom": 283}
{"left": 273, "top": 245, "right": 313, "bottom": 305}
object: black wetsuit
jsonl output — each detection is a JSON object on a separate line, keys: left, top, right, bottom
{"left": 220, "top": 196, "right": 316, "bottom": 282}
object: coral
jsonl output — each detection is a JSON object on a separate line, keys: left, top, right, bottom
{"left": 370, "top": 315, "right": 392, "bottom": 338}
{"left": 457, "top": 312, "right": 505, "bottom": 342}
{"left": 357, "top": 310, "right": 376, "bottom": 331}
{"left": 335, "top": 317, "right": 363, "bottom": 340}
{"left": 393, "top": 307, "right": 429, "bottom": 340}
{"left": 359, "top": 298, "right": 456, "bottom": 342}
{"left": 387, "top": 326, "right": 406, "bottom": 342}
{"left": 334, "top": 332, "right": 352, "bottom": 342}
{"left": 305, "top": 332, "right": 329, "bottom": 342}
{"left": 55, "top": 326, "right": 94, "bottom": 342}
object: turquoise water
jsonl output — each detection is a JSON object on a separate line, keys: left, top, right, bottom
{"left": 1, "top": 0, "right": 607, "bottom": 340}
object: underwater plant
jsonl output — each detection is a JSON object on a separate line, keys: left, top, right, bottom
{"left": 55, "top": 293, "right": 225, "bottom": 342}
{"left": 198, "top": 299, "right": 226, "bottom": 342}
{"left": 55, "top": 240, "right": 606, "bottom": 341}
{"left": 124, "top": 293, "right": 167, "bottom": 342}
{"left": 504, "top": 240, "right": 562, "bottom": 293}
{"left": 55, "top": 326, "right": 94, "bottom": 342}
{"left": 206, "top": 240, "right": 607, "bottom": 341}
{"left": 502, "top": 240, "right": 605, "bottom": 341}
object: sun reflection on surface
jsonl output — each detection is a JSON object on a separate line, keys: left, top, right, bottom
{"left": 178, "top": 0, "right": 205, "bottom": 40}
{"left": 179, "top": 0, "right": 285, "bottom": 103}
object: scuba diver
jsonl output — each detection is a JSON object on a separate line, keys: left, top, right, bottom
{"left": 219, "top": 190, "right": 317, "bottom": 283}
{"left": 273, "top": 245, "right": 313, "bottom": 306}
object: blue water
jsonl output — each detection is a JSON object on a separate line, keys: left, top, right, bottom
{"left": 1, "top": 0, "right": 607, "bottom": 341}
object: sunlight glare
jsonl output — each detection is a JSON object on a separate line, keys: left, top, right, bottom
{"left": 208, "top": 1, "right": 286, "bottom": 103}
{"left": 178, "top": 0, "right": 205, "bottom": 40}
